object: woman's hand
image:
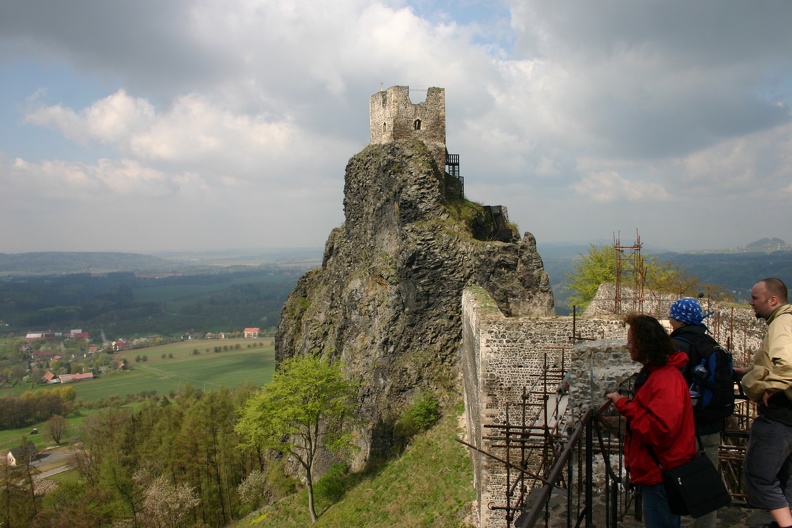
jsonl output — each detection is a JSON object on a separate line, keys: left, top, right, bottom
{"left": 606, "top": 392, "right": 623, "bottom": 404}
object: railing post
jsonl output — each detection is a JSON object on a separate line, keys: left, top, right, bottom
{"left": 585, "top": 414, "right": 593, "bottom": 527}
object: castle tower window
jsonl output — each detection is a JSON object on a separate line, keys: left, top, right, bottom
{"left": 414, "top": 119, "right": 422, "bottom": 130}
{"left": 383, "top": 123, "right": 387, "bottom": 133}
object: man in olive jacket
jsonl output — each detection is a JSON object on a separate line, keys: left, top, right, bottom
{"left": 738, "top": 278, "right": 792, "bottom": 528}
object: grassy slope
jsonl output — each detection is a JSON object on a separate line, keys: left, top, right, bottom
{"left": 236, "top": 409, "right": 476, "bottom": 528}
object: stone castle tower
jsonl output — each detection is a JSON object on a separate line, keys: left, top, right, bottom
{"left": 369, "top": 86, "right": 447, "bottom": 171}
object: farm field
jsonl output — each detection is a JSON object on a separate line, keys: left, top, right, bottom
{"left": 79, "top": 338, "right": 276, "bottom": 402}
{"left": 0, "top": 402, "right": 150, "bottom": 452}
{"left": 1, "top": 338, "right": 276, "bottom": 403}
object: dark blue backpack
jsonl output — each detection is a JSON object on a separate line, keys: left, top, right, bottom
{"left": 676, "top": 334, "right": 736, "bottom": 421}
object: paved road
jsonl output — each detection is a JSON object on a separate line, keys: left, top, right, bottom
{"left": 36, "top": 464, "right": 73, "bottom": 479}
{"left": 32, "top": 446, "right": 73, "bottom": 479}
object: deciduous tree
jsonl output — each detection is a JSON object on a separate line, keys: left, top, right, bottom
{"left": 45, "top": 415, "right": 68, "bottom": 445}
{"left": 236, "top": 355, "right": 358, "bottom": 523}
{"left": 136, "top": 473, "right": 199, "bottom": 528}
{"left": 564, "top": 244, "right": 698, "bottom": 312}
{"left": 1, "top": 437, "right": 38, "bottom": 527}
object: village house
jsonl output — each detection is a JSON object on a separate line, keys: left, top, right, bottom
{"left": 6, "top": 444, "right": 38, "bottom": 467}
{"left": 25, "top": 331, "right": 56, "bottom": 340}
{"left": 58, "top": 372, "right": 95, "bottom": 383}
{"left": 67, "top": 329, "right": 90, "bottom": 339}
{"left": 243, "top": 327, "right": 260, "bottom": 338}
{"left": 32, "top": 350, "right": 61, "bottom": 361}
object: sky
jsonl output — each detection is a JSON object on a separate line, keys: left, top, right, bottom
{"left": 1, "top": 1, "right": 791, "bottom": 255}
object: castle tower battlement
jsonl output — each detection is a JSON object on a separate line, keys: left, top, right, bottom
{"left": 370, "top": 86, "right": 446, "bottom": 170}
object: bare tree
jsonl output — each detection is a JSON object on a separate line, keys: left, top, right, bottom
{"left": 45, "top": 414, "right": 68, "bottom": 445}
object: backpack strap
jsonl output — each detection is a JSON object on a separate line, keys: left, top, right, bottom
{"left": 673, "top": 335, "right": 697, "bottom": 381}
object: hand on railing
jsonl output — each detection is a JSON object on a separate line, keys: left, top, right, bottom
{"left": 605, "top": 391, "right": 622, "bottom": 405}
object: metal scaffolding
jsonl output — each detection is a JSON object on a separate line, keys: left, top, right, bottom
{"left": 613, "top": 231, "right": 646, "bottom": 315}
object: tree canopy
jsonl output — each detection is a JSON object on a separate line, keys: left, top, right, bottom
{"left": 564, "top": 244, "right": 698, "bottom": 312}
{"left": 236, "top": 354, "right": 359, "bottom": 523}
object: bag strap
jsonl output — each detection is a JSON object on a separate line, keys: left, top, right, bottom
{"left": 646, "top": 434, "right": 703, "bottom": 470}
{"left": 646, "top": 444, "right": 664, "bottom": 469}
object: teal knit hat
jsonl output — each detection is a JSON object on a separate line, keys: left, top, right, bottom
{"left": 669, "top": 297, "right": 712, "bottom": 326}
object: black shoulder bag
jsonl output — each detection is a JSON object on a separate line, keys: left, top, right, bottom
{"left": 647, "top": 437, "right": 731, "bottom": 517}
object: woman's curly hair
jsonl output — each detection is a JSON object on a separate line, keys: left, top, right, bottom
{"left": 624, "top": 313, "right": 673, "bottom": 366}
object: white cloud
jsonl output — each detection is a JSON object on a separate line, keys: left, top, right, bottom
{"left": 9, "top": 156, "right": 194, "bottom": 199}
{"left": 572, "top": 171, "right": 670, "bottom": 203}
{"left": 21, "top": 89, "right": 357, "bottom": 191}
{"left": 24, "top": 90, "right": 156, "bottom": 145}
{"left": 1, "top": 0, "right": 791, "bottom": 252}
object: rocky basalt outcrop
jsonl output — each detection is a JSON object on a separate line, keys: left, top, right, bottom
{"left": 275, "top": 138, "right": 554, "bottom": 461}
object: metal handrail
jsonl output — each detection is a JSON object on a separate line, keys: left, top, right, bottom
{"left": 512, "top": 399, "right": 636, "bottom": 528}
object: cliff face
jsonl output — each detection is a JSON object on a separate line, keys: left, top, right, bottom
{"left": 275, "top": 139, "right": 554, "bottom": 459}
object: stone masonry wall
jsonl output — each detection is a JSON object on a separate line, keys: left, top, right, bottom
{"left": 461, "top": 287, "right": 627, "bottom": 528}
{"left": 461, "top": 284, "right": 768, "bottom": 528}
{"left": 369, "top": 86, "right": 446, "bottom": 170}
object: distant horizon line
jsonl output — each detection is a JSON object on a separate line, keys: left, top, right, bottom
{"left": 2, "top": 237, "right": 789, "bottom": 257}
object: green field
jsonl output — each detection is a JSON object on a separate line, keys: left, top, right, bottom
{"left": 0, "top": 402, "right": 148, "bottom": 452}
{"left": 81, "top": 339, "right": 277, "bottom": 401}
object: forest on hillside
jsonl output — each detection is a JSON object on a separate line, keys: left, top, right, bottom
{"left": 5, "top": 385, "right": 282, "bottom": 527}
{"left": 4, "top": 247, "right": 792, "bottom": 331}
{"left": 0, "top": 266, "right": 306, "bottom": 339}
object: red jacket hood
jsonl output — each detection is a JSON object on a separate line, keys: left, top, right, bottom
{"left": 665, "top": 350, "right": 689, "bottom": 371}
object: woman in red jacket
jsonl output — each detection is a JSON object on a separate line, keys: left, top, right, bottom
{"left": 607, "top": 314, "right": 697, "bottom": 528}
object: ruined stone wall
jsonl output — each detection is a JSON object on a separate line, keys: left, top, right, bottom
{"left": 584, "top": 283, "right": 767, "bottom": 365}
{"left": 461, "top": 287, "right": 626, "bottom": 528}
{"left": 461, "top": 285, "right": 767, "bottom": 528}
{"left": 583, "top": 283, "right": 677, "bottom": 318}
{"left": 369, "top": 86, "right": 446, "bottom": 170}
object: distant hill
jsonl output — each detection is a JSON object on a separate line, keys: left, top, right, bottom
{"left": 654, "top": 249, "right": 792, "bottom": 295}
{"left": 743, "top": 237, "right": 791, "bottom": 252}
{"left": 0, "top": 252, "right": 189, "bottom": 275}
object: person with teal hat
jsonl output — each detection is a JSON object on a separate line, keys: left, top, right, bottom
{"left": 669, "top": 297, "right": 725, "bottom": 528}
{"left": 669, "top": 297, "right": 713, "bottom": 328}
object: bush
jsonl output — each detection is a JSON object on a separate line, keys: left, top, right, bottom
{"left": 395, "top": 392, "right": 440, "bottom": 440}
{"left": 237, "top": 459, "right": 297, "bottom": 514}
{"left": 314, "top": 463, "right": 350, "bottom": 504}
{"left": 237, "top": 470, "right": 269, "bottom": 511}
